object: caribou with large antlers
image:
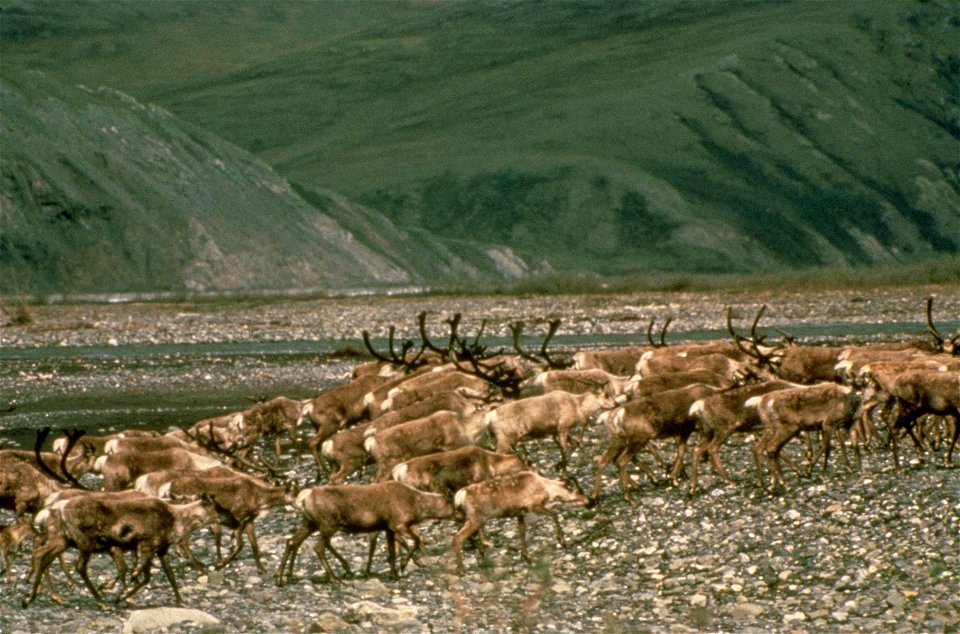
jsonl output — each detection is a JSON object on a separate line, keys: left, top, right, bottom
{"left": 726, "top": 306, "right": 847, "bottom": 383}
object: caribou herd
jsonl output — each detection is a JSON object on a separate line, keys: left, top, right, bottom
{"left": 1, "top": 299, "right": 957, "bottom": 609}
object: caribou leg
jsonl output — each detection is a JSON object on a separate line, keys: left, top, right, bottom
{"left": 275, "top": 520, "right": 315, "bottom": 586}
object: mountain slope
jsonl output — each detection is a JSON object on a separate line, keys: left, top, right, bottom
{"left": 132, "top": 0, "right": 960, "bottom": 274}
{"left": 0, "top": 71, "right": 514, "bottom": 294}
{"left": 3, "top": 0, "right": 958, "bottom": 281}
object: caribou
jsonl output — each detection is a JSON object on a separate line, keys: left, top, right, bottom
{"left": 275, "top": 482, "right": 454, "bottom": 585}
{"left": 591, "top": 383, "right": 718, "bottom": 500}
{"left": 391, "top": 445, "right": 527, "bottom": 498}
{"left": 523, "top": 368, "right": 628, "bottom": 398}
{"left": 882, "top": 369, "right": 960, "bottom": 468}
{"left": 22, "top": 493, "right": 223, "bottom": 607}
{"left": 95, "top": 447, "right": 225, "bottom": 491}
{"left": 686, "top": 379, "right": 800, "bottom": 493}
{"left": 747, "top": 382, "right": 861, "bottom": 490}
{"left": 450, "top": 471, "right": 589, "bottom": 575}
{"left": 158, "top": 473, "right": 298, "bottom": 573}
{"left": 364, "top": 407, "right": 491, "bottom": 481}
{"left": 237, "top": 396, "right": 306, "bottom": 464}
{"left": 486, "top": 390, "right": 612, "bottom": 477}
{"left": 301, "top": 372, "right": 390, "bottom": 442}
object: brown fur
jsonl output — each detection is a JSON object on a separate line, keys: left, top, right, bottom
{"left": 592, "top": 383, "right": 717, "bottom": 500}
{"left": 276, "top": 482, "right": 454, "bottom": 584}
{"left": 451, "top": 471, "right": 588, "bottom": 575}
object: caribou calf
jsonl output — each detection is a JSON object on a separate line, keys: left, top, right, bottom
{"left": 1, "top": 521, "right": 32, "bottom": 582}
{"left": 237, "top": 396, "right": 306, "bottom": 464}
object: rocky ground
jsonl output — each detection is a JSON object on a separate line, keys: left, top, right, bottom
{"left": 1, "top": 286, "right": 958, "bottom": 633}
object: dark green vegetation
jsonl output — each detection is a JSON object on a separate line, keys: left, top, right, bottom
{"left": 2, "top": 0, "right": 958, "bottom": 294}
{"left": 0, "top": 71, "right": 425, "bottom": 293}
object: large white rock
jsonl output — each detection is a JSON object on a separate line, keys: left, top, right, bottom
{"left": 122, "top": 607, "right": 219, "bottom": 634}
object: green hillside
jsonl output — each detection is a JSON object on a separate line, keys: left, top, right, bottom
{"left": 0, "top": 70, "right": 517, "bottom": 294}
{"left": 3, "top": 0, "right": 958, "bottom": 285}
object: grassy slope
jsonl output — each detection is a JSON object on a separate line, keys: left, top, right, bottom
{"left": 0, "top": 70, "right": 426, "bottom": 293}
{"left": 3, "top": 0, "right": 958, "bottom": 279}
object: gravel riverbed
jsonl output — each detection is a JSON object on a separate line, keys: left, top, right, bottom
{"left": 1, "top": 287, "right": 958, "bottom": 633}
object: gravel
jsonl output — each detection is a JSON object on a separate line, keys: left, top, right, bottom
{"left": 1, "top": 287, "right": 958, "bottom": 632}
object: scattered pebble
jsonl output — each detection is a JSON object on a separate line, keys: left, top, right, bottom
{"left": 2, "top": 290, "right": 957, "bottom": 631}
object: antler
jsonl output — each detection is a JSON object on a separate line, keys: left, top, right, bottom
{"left": 509, "top": 319, "right": 573, "bottom": 369}
{"left": 446, "top": 317, "right": 524, "bottom": 398}
{"left": 926, "top": 296, "right": 958, "bottom": 355}
{"left": 726, "top": 307, "right": 754, "bottom": 357}
{"left": 362, "top": 325, "right": 429, "bottom": 371}
{"left": 454, "top": 351, "right": 523, "bottom": 398}
{"left": 182, "top": 422, "right": 281, "bottom": 479}
{"left": 747, "top": 304, "right": 768, "bottom": 345}
{"left": 417, "top": 311, "right": 452, "bottom": 359}
{"left": 775, "top": 329, "right": 796, "bottom": 345}
{"left": 34, "top": 427, "right": 90, "bottom": 490}
{"left": 646, "top": 317, "right": 673, "bottom": 348}
{"left": 726, "top": 305, "right": 778, "bottom": 368}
